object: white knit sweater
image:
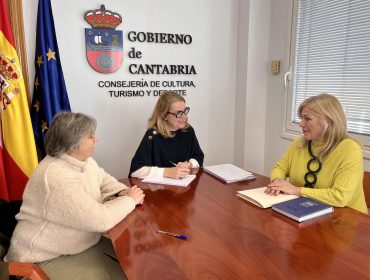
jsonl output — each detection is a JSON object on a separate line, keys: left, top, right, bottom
{"left": 5, "top": 154, "right": 135, "bottom": 263}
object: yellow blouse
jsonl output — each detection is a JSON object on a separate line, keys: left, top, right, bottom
{"left": 271, "top": 138, "right": 367, "bottom": 214}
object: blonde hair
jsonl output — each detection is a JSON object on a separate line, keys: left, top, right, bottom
{"left": 298, "top": 93, "right": 360, "bottom": 159}
{"left": 147, "top": 91, "right": 189, "bottom": 138}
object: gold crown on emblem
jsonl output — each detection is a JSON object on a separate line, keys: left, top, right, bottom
{"left": 84, "top": 5, "right": 122, "bottom": 30}
{"left": 0, "top": 54, "right": 20, "bottom": 80}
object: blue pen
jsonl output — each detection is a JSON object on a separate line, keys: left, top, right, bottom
{"left": 169, "top": 161, "right": 177, "bottom": 167}
{"left": 156, "top": 230, "right": 188, "bottom": 240}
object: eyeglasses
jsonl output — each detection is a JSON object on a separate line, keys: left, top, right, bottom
{"left": 167, "top": 107, "right": 190, "bottom": 118}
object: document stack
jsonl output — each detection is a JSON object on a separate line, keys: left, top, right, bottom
{"left": 204, "top": 163, "right": 256, "bottom": 183}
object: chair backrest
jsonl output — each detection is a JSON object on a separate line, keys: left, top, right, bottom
{"left": 0, "top": 201, "right": 49, "bottom": 280}
{"left": 0, "top": 261, "right": 49, "bottom": 280}
{"left": 8, "top": 262, "right": 49, "bottom": 280}
{"left": 363, "top": 171, "right": 370, "bottom": 209}
{"left": 0, "top": 200, "right": 22, "bottom": 238}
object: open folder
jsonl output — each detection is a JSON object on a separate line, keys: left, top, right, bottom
{"left": 142, "top": 175, "right": 196, "bottom": 187}
{"left": 237, "top": 187, "right": 298, "bottom": 208}
{"left": 204, "top": 163, "right": 256, "bottom": 183}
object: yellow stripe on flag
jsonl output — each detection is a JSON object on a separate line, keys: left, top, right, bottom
{"left": 0, "top": 31, "right": 38, "bottom": 177}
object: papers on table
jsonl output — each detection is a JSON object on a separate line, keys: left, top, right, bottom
{"left": 142, "top": 174, "right": 196, "bottom": 187}
{"left": 204, "top": 163, "right": 256, "bottom": 183}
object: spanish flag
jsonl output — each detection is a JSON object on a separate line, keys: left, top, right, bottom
{"left": 0, "top": 0, "right": 38, "bottom": 201}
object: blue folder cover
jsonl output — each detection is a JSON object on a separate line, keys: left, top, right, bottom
{"left": 272, "top": 197, "right": 334, "bottom": 222}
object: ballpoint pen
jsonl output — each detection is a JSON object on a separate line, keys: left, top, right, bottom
{"left": 156, "top": 230, "right": 188, "bottom": 240}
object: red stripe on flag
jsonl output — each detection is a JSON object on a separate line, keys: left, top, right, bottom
{"left": 0, "top": 0, "right": 15, "bottom": 47}
{"left": 3, "top": 147, "right": 28, "bottom": 200}
{"left": 0, "top": 145, "right": 10, "bottom": 201}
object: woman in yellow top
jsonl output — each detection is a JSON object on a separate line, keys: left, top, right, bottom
{"left": 266, "top": 93, "right": 368, "bottom": 214}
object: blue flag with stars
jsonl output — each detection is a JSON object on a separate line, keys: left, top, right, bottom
{"left": 31, "top": 0, "right": 71, "bottom": 159}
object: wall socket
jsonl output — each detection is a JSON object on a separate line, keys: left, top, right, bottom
{"left": 271, "top": 60, "right": 280, "bottom": 74}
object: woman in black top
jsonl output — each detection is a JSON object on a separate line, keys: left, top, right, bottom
{"left": 129, "top": 91, "right": 204, "bottom": 179}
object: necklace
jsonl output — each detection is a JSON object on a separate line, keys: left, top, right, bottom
{"left": 304, "top": 141, "right": 322, "bottom": 188}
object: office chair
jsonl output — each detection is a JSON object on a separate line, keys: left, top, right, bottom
{"left": 364, "top": 171, "right": 370, "bottom": 213}
{"left": 0, "top": 261, "right": 49, "bottom": 280}
{"left": 0, "top": 201, "right": 49, "bottom": 280}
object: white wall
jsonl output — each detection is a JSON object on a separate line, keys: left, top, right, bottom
{"left": 264, "top": 0, "right": 293, "bottom": 174}
{"left": 243, "top": 0, "right": 271, "bottom": 174}
{"left": 234, "top": 0, "right": 271, "bottom": 175}
{"left": 23, "top": 0, "right": 238, "bottom": 178}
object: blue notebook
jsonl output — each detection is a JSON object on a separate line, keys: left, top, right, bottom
{"left": 272, "top": 197, "right": 334, "bottom": 222}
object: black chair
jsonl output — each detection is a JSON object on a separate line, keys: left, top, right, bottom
{"left": 0, "top": 200, "right": 49, "bottom": 280}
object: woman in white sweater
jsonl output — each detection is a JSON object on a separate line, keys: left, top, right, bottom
{"left": 5, "top": 112, "right": 145, "bottom": 280}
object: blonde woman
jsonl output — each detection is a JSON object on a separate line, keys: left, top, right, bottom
{"left": 129, "top": 91, "right": 204, "bottom": 179}
{"left": 266, "top": 93, "right": 367, "bottom": 214}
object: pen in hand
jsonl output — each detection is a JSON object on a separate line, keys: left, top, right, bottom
{"left": 168, "top": 160, "right": 190, "bottom": 179}
{"left": 170, "top": 160, "right": 191, "bottom": 170}
{"left": 156, "top": 230, "right": 188, "bottom": 240}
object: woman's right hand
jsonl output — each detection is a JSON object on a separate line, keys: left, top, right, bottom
{"left": 164, "top": 167, "right": 190, "bottom": 179}
{"left": 126, "top": 185, "right": 145, "bottom": 205}
{"left": 265, "top": 178, "right": 301, "bottom": 196}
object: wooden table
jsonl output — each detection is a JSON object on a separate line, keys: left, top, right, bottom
{"left": 110, "top": 169, "right": 370, "bottom": 279}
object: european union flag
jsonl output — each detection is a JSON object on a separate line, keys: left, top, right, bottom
{"left": 31, "top": 0, "right": 71, "bottom": 159}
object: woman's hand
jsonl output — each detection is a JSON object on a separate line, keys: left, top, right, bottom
{"left": 176, "top": 161, "right": 192, "bottom": 169}
{"left": 120, "top": 185, "right": 145, "bottom": 205}
{"left": 164, "top": 167, "right": 190, "bottom": 179}
{"left": 265, "top": 178, "right": 302, "bottom": 196}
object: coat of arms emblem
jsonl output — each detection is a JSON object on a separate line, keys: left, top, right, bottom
{"left": 84, "top": 5, "right": 123, "bottom": 73}
{"left": 0, "top": 53, "right": 21, "bottom": 111}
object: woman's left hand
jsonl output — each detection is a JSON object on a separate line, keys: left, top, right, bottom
{"left": 176, "top": 161, "right": 192, "bottom": 169}
{"left": 265, "top": 179, "right": 302, "bottom": 196}
{"left": 118, "top": 189, "right": 130, "bottom": 196}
